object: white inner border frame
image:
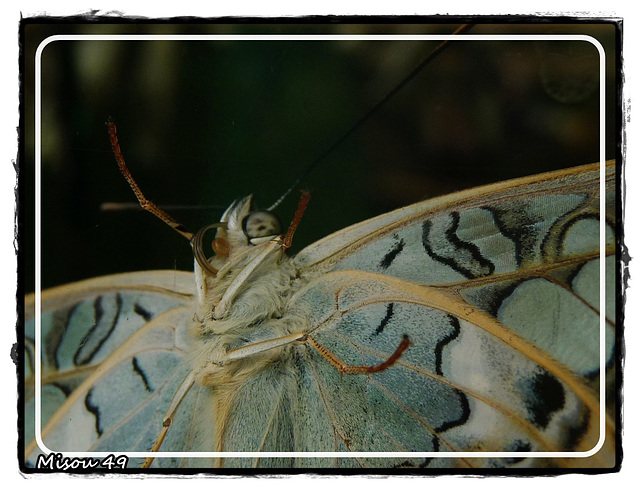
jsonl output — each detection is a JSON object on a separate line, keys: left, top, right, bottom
{"left": 33, "top": 33, "right": 608, "bottom": 462}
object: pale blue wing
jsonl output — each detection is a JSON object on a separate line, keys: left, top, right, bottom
{"left": 24, "top": 270, "right": 196, "bottom": 468}
{"left": 295, "top": 163, "right": 614, "bottom": 283}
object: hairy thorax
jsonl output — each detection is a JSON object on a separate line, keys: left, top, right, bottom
{"left": 188, "top": 244, "right": 304, "bottom": 391}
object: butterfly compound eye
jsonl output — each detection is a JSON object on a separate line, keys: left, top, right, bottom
{"left": 242, "top": 210, "right": 282, "bottom": 240}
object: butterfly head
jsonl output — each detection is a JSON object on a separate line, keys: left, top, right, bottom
{"left": 220, "top": 195, "right": 283, "bottom": 247}
{"left": 191, "top": 195, "right": 283, "bottom": 277}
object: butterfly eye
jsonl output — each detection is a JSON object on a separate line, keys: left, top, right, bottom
{"left": 242, "top": 210, "right": 282, "bottom": 243}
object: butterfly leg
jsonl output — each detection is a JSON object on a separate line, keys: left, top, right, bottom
{"left": 141, "top": 371, "right": 197, "bottom": 468}
{"left": 222, "top": 330, "right": 410, "bottom": 374}
{"left": 222, "top": 331, "right": 308, "bottom": 362}
{"left": 304, "top": 334, "right": 411, "bottom": 374}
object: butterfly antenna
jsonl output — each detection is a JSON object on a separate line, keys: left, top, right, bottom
{"left": 267, "top": 23, "right": 474, "bottom": 211}
{"left": 282, "top": 190, "right": 311, "bottom": 249}
{"left": 107, "top": 119, "right": 196, "bottom": 241}
{"left": 100, "top": 202, "right": 226, "bottom": 212}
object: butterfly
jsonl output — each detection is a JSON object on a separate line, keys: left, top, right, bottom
{"left": 24, "top": 152, "right": 617, "bottom": 469}
{"left": 22, "top": 25, "right": 618, "bottom": 471}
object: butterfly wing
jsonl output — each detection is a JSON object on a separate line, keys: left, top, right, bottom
{"left": 273, "top": 161, "right": 614, "bottom": 467}
{"left": 23, "top": 270, "right": 198, "bottom": 468}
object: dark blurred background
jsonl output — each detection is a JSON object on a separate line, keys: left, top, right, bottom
{"left": 22, "top": 20, "right": 618, "bottom": 292}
